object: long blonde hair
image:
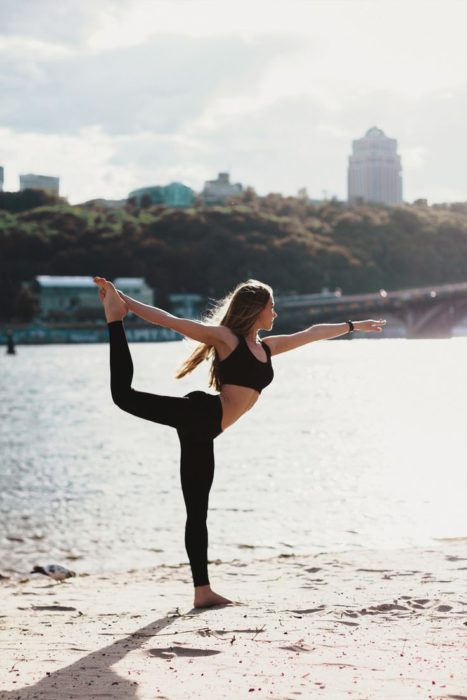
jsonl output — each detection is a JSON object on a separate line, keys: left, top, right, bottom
{"left": 175, "top": 279, "right": 273, "bottom": 391}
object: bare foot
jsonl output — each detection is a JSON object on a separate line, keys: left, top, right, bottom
{"left": 93, "top": 276, "right": 127, "bottom": 322}
{"left": 193, "top": 585, "right": 233, "bottom": 609}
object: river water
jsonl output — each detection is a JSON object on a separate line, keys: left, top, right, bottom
{"left": 1, "top": 336, "right": 466, "bottom": 576}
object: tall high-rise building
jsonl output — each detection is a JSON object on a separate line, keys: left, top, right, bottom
{"left": 0, "top": 166, "right": 4, "bottom": 192}
{"left": 348, "top": 127, "right": 402, "bottom": 205}
{"left": 19, "top": 173, "right": 60, "bottom": 195}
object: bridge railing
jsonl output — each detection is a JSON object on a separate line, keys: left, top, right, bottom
{"left": 276, "top": 282, "right": 467, "bottom": 310}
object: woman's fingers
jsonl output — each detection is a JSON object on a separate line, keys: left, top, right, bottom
{"left": 362, "top": 319, "right": 386, "bottom": 332}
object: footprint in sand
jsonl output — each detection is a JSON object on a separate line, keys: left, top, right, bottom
{"left": 280, "top": 641, "right": 314, "bottom": 653}
{"left": 149, "top": 646, "right": 221, "bottom": 659}
{"left": 287, "top": 606, "right": 326, "bottom": 615}
{"left": 445, "top": 555, "right": 467, "bottom": 562}
{"left": 355, "top": 603, "right": 409, "bottom": 616}
{"left": 335, "top": 620, "right": 360, "bottom": 626}
{"left": 31, "top": 605, "right": 77, "bottom": 612}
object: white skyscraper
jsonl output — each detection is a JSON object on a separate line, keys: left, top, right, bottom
{"left": 348, "top": 127, "right": 402, "bottom": 205}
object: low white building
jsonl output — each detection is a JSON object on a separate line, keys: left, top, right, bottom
{"left": 201, "top": 172, "right": 243, "bottom": 205}
{"left": 114, "top": 278, "right": 153, "bottom": 306}
{"left": 32, "top": 275, "right": 153, "bottom": 319}
{"left": 20, "top": 174, "right": 60, "bottom": 195}
{"left": 168, "top": 293, "right": 204, "bottom": 319}
{"left": 32, "top": 276, "right": 98, "bottom": 318}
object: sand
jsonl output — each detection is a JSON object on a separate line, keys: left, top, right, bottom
{"left": 1, "top": 540, "right": 466, "bottom": 700}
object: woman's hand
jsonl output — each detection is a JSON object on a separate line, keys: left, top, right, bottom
{"left": 353, "top": 319, "right": 386, "bottom": 332}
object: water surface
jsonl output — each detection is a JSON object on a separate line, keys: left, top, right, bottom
{"left": 1, "top": 336, "right": 466, "bottom": 575}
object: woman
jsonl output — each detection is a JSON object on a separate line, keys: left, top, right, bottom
{"left": 94, "top": 276, "right": 385, "bottom": 608}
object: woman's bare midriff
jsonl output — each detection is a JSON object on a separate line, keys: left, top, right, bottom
{"left": 218, "top": 384, "right": 260, "bottom": 431}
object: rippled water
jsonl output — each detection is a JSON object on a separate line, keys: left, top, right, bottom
{"left": 1, "top": 336, "right": 466, "bottom": 575}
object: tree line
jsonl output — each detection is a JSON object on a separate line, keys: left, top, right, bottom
{"left": 1, "top": 189, "right": 467, "bottom": 322}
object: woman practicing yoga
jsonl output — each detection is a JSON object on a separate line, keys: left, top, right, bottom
{"left": 94, "top": 276, "right": 385, "bottom": 608}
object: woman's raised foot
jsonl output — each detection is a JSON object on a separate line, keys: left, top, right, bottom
{"left": 93, "top": 276, "right": 128, "bottom": 322}
{"left": 194, "top": 585, "right": 233, "bottom": 609}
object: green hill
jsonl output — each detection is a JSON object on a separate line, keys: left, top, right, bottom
{"left": 1, "top": 190, "right": 467, "bottom": 322}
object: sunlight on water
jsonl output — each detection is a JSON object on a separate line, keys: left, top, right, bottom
{"left": 1, "top": 336, "right": 466, "bottom": 575}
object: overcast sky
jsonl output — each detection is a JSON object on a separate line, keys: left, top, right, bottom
{"left": 0, "top": 0, "right": 466, "bottom": 204}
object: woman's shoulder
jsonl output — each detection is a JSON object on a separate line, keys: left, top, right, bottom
{"left": 213, "top": 325, "right": 241, "bottom": 358}
{"left": 214, "top": 325, "right": 243, "bottom": 341}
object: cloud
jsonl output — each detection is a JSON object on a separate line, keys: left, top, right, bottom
{"left": 0, "top": 33, "right": 309, "bottom": 135}
{"left": 0, "top": 0, "right": 126, "bottom": 46}
{"left": 0, "top": 126, "right": 118, "bottom": 201}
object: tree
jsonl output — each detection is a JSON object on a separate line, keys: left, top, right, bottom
{"left": 0, "top": 189, "right": 62, "bottom": 213}
{"left": 13, "top": 285, "right": 37, "bottom": 322}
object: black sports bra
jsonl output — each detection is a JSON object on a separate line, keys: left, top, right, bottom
{"left": 218, "top": 334, "right": 274, "bottom": 393}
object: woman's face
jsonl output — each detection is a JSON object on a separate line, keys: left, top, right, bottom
{"left": 256, "top": 295, "right": 277, "bottom": 330}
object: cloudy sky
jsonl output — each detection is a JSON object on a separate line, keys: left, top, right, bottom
{"left": 0, "top": 0, "right": 466, "bottom": 204}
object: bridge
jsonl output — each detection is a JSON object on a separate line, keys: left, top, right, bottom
{"left": 276, "top": 282, "right": 467, "bottom": 338}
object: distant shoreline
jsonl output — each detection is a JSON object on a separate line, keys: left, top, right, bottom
{"left": 0, "top": 322, "right": 181, "bottom": 345}
{"left": 1, "top": 322, "right": 467, "bottom": 345}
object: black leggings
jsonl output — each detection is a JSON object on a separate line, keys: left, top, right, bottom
{"left": 107, "top": 321, "right": 223, "bottom": 587}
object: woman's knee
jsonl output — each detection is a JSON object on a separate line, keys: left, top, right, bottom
{"left": 184, "top": 497, "right": 209, "bottom": 519}
{"left": 111, "top": 385, "right": 133, "bottom": 411}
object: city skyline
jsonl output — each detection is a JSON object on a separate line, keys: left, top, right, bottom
{"left": 0, "top": 0, "right": 466, "bottom": 204}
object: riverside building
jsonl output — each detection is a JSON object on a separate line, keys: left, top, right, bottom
{"left": 32, "top": 276, "right": 153, "bottom": 320}
{"left": 348, "top": 127, "right": 403, "bottom": 205}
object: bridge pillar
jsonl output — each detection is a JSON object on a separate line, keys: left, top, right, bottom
{"left": 402, "top": 301, "right": 467, "bottom": 338}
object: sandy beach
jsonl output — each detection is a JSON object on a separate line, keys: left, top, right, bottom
{"left": 1, "top": 540, "right": 466, "bottom": 700}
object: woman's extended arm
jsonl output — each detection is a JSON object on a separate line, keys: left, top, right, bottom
{"left": 263, "top": 319, "right": 386, "bottom": 356}
{"left": 117, "top": 291, "right": 229, "bottom": 346}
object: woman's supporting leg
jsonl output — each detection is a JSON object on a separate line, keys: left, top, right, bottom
{"left": 178, "top": 434, "right": 215, "bottom": 587}
{"left": 107, "top": 320, "right": 190, "bottom": 428}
